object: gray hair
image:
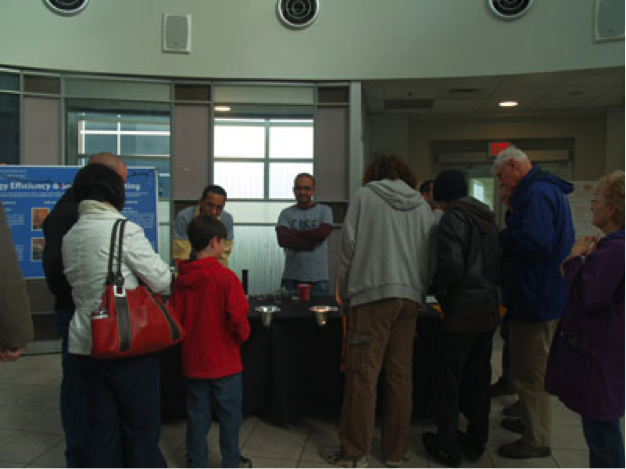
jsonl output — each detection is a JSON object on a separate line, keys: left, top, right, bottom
{"left": 598, "top": 170, "right": 625, "bottom": 228}
{"left": 492, "top": 146, "right": 529, "bottom": 170}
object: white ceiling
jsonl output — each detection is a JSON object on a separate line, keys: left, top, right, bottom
{"left": 362, "top": 67, "right": 625, "bottom": 117}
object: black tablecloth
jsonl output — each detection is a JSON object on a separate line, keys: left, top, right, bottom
{"left": 160, "top": 296, "right": 441, "bottom": 425}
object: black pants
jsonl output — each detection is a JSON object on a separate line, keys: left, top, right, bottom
{"left": 74, "top": 353, "right": 166, "bottom": 468}
{"left": 434, "top": 328, "right": 496, "bottom": 451}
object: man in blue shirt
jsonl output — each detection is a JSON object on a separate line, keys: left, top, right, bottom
{"left": 494, "top": 147, "right": 575, "bottom": 460}
{"left": 173, "top": 185, "right": 234, "bottom": 268}
{"left": 276, "top": 173, "right": 333, "bottom": 296}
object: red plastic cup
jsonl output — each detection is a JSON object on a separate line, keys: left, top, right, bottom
{"left": 297, "top": 283, "right": 311, "bottom": 302}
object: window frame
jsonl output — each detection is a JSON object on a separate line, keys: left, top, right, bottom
{"left": 213, "top": 116, "right": 314, "bottom": 201}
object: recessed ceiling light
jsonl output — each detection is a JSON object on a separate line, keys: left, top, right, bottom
{"left": 499, "top": 100, "right": 519, "bottom": 107}
{"left": 214, "top": 105, "right": 231, "bottom": 112}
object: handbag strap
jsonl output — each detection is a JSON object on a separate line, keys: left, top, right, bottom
{"left": 106, "top": 218, "right": 128, "bottom": 296}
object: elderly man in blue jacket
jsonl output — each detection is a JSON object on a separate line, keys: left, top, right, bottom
{"left": 494, "top": 147, "right": 574, "bottom": 460}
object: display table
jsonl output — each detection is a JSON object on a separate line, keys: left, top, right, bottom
{"left": 160, "top": 296, "right": 442, "bottom": 426}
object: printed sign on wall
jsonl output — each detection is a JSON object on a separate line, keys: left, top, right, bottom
{"left": 0, "top": 165, "right": 159, "bottom": 279}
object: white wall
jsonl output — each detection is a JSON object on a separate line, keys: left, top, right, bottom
{"left": 368, "top": 114, "right": 409, "bottom": 160}
{"left": 0, "top": 0, "right": 623, "bottom": 80}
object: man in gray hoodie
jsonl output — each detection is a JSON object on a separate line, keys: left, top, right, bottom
{"left": 324, "top": 155, "right": 435, "bottom": 468}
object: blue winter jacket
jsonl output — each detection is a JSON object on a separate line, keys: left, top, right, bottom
{"left": 500, "top": 165, "right": 575, "bottom": 322}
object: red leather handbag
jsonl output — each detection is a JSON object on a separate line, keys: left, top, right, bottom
{"left": 91, "top": 219, "right": 185, "bottom": 359}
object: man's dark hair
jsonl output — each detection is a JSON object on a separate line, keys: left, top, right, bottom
{"left": 433, "top": 170, "right": 468, "bottom": 203}
{"left": 201, "top": 184, "right": 227, "bottom": 201}
{"left": 72, "top": 163, "right": 125, "bottom": 211}
{"left": 187, "top": 214, "right": 227, "bottom": 252}
{"left": 294, "top": 173, "right": 315, "bottom": 187}
{"left": 419, "top": 180, "right": 434, "bottom": 195}
{"left": 362, "top": 154, "right": 417, "bottom": 189}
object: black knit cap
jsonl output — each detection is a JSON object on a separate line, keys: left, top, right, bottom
{"left": 433, "top": 169, "right": 468, "bottom": 203}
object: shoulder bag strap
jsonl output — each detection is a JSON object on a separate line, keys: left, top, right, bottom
{"left": 113, "top": 219, "right": 129, "bottom": 297}
{"left": 106, "top": 219, "right": 123, "bottom": 286}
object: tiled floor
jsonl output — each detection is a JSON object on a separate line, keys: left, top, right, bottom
{"left": 0, "top": 340, "right": 591, "bottom": 468}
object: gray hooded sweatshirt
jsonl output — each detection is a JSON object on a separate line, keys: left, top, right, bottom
{"left": 337, "top": 179, "right": 436, "bottom": 309}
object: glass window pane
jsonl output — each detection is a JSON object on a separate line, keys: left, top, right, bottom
{"left": 158, "top": 224, "right": 171, "bottom": 263}
{"left": 120, "top": 123, "right": 170, "bottom": 132}
{"left": 228, "top": 225, "right": 285, "bottom": 295}
{"left": 269, "top": 163, "right": 314, "bottom": 199}
{"left": 82, "top": 120, "right": 117, "bottom": 131}
{"left": 158, "top": 201, "right": 170, "bottom": 223}
{"left": 469, "top": 177, "right": 495, "bottom": 210}
{"left": 83, "top": 134, "right": 117, "bottom": 155}
{"left": 214, "top": 125, "right": 265, "bottom": 158}
{"left": 120, "top": 135, "right": 170, "bottom": 156}
{"left": 214, "top": 162, "right": 264, "bottom": 198}
{"left": 226, "top": 201, "right": 292, "bottom": 224}
{"left": 121, "top": 158, "right": 171, "bottom": 198}
{"left": 269, "top": 126, "right": 313, "bottom": 159}
{"left": 0, "top": 93, "right": 20, "bottom": 164}
{"left": 0, "top": 73, "right": 20, "bottom": 91}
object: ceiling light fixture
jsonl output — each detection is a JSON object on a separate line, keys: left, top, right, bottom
{"left": 214, "top": 106, "right": 231, "bottom": 112}
{"left": 499, "top": 100, "right": 519, "bottom": 108}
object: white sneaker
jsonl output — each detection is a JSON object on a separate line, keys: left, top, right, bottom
{"left": 322, "top": 448, "right": 368, "bottom": 468}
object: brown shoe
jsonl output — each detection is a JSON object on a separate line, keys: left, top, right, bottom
{"left": 502, "top": 400, "right": 522, "bottom": 418}
{"left": 497, "top": 440, "right": 550, "bottom": 459}
{"left": 500, "top": 418, "right": 525, "bottom": 434}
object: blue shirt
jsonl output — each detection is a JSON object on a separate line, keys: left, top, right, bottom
{"left": 173, "top": 205, "right": 234, "bottom": 241}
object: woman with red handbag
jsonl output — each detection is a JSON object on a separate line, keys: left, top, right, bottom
{"left": 62, "top": 163, "right": 171, "bottom": 468}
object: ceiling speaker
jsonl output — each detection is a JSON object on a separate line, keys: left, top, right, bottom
{"left": 277, "top": 0, "right": 319, "bottom": 29}
{"left": 488, "top": 0, "right": 534, "bottom": 20}
{"left": 163, "top": 14, "right": 192, "bottom": 54}
{"left": 43, "top": 0, "right": 88, "bottom": 16}
{"left": 595, "top": 0, "right": 625, "bottom": 42}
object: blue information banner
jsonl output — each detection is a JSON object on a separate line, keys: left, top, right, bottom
{"left": 0, "top": 165, "right": 159, "bottom": 279}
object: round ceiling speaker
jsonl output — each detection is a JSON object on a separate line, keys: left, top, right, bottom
{"left": 488, "top": 0, "right": 534, "bottom": 20}
{"left": 43, "top": 0, "right": 89, "bottom": 16}
{"left": 277, "top": 0, "right": 319, "bottom": 29}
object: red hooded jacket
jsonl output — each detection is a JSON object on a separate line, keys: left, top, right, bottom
{"left": 172, "top": 256, "right": 250, "bottom": 379}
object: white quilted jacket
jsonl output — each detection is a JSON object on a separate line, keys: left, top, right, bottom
{"left": 62, "top": 200, "right": 171, "bottom": 355}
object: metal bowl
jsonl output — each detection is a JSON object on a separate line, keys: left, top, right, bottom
{"left": 309, "top": 306, "right": 338, "bottom": 313}
{"left": 255, "top": 305, "right": 281, "bottom": 313}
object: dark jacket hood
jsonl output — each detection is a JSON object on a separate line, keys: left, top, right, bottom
{"left": 448, "top": 197, "right": 496, "bottom": 234}
{"left": 365, "top": 179, "right": 426, "bottom": 211}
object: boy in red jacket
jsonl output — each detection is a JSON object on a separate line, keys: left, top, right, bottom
{"left": 172, "top": 214, "right": 251, "bottom": 468}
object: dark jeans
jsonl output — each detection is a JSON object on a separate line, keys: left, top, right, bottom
{"left": 280, "top": 279, "right": 329, "bottom": 296}
{"left": 74, "top": 353, "right": 166, "bottom": 468}
{"left": 55, "top": 309, "right": 90, "bottom": 467}
{"left": 185, "top": 373, "right": 243, "bottom": 468}
{"left": 434, "top": 328, "right": 496, "bottom": 452}
{"left": 499, "top": 315, "right": 511, "bottom": 383}
{"left": 582, "top": 417, "right": 625, "bottom": 468}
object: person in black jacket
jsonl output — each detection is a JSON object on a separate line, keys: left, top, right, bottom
{"left": 42, "top": 152, "right": 126, "bottom": 468}
{"left": 422, "top": 170, "right": 501, "bottom": 467}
